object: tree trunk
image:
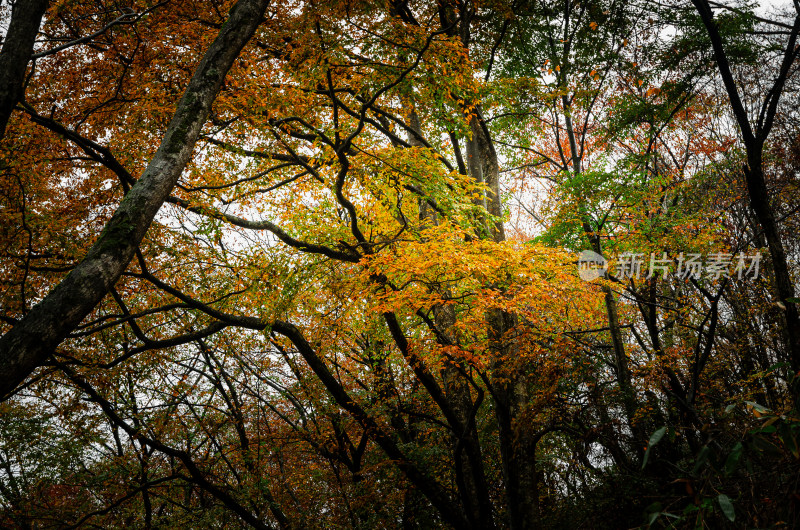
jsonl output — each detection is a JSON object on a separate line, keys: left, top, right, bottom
{"left": 0, "top": 0, "right": 270, "bottom": 399}
{"left": 0, "top": 0, "right": 49, "bottom": 139}
{"left": 470, "top": 110, "right": 540, "bottom": 529}
{"left": 408, "top": 103, "right": 495, "bottom": 529}
{"left": 691, "top": 0, "right": 800, "bottom": 402}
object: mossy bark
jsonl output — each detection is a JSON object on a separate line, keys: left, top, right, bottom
{"left": 0, "top": 0, "right": 270, "bottom": 399}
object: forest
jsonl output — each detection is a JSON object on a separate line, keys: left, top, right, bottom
{"left": 0, "top": 0, "right": 799, "bottom": 527}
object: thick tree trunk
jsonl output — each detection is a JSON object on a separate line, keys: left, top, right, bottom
{"left": 488, "top": 308, "right": 541, "bottom": 530}
{"left": 0, "top": 0, "right": 270, "bottom": 399}
{"left": 0, "top": 0, "right": 49, "bottom": 139}
{"left": 407, "top": 104, "right": 495, "bottom": 529}
{"left": 440, "top": 3, "right": 540, "bottom": 525}
{"left": 469, "top": 110, "right": 540, "bottom": 529}
{"left": 435, "top": 302, "right": 496, "bottom": 530}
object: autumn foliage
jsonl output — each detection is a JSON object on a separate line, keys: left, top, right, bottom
{"left": 1, "top": 0, "right": 799, "bottom": 528}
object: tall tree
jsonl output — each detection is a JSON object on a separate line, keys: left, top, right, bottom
{"left": 0, "top": 0, "right": 49, "bottom": 139}
{"left": 0, "top": 0, "right": 270, "bottom": 398}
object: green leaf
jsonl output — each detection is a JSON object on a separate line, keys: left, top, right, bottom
{"left": 642, "top": 426, "right": 668, "bottom": 469}
{"left": 649, "top": 426, "right": 668, "bottom": 445}
{"left": 751, "top": 435, "right": 782, "bottom": 456}
{"left": 717, "top": 494, "right": 735, "bottom": 522}
{"left": 745, "top": 401, "right": 771, "bottom": 414}
{"left": 724, "top": 442, "right": 743, "bottom": 475}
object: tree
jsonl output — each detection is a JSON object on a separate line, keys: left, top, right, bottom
{"left": 0, "top": 0, "right": 49, "bottom": 139}
{"left": 1, "top": 0, "right": 799, "bottom": 528}
{"left": 689, "top": 0, "right": 800, "bottom": 401}
{"left": 0, "top": 0, "right": 270, "bottom": 397}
